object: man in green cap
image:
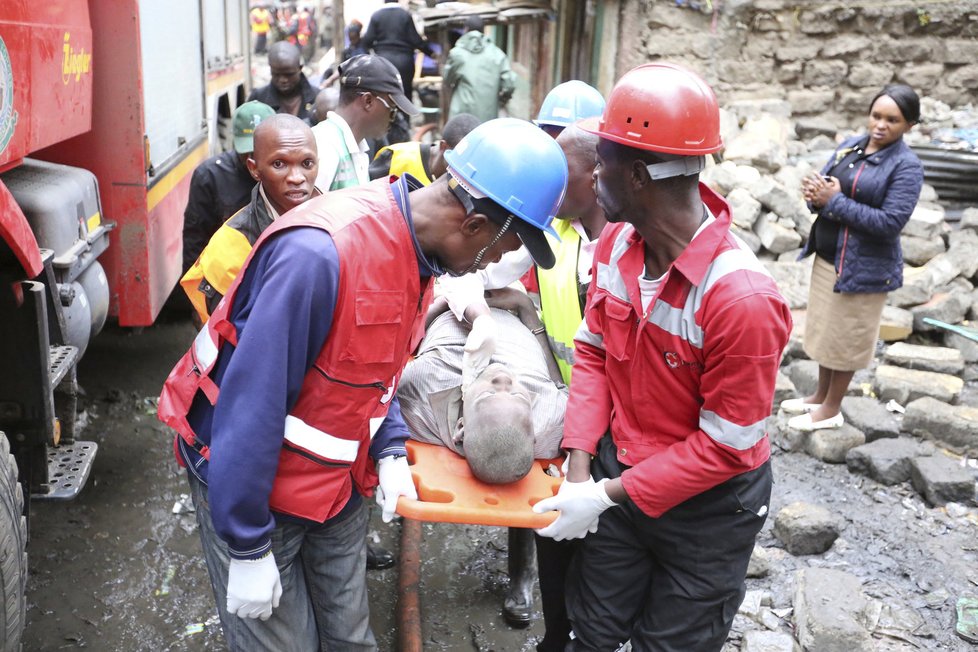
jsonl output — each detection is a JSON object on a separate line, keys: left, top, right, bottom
{"left": 182, "top": 100, "right": 276, "bottom": 273}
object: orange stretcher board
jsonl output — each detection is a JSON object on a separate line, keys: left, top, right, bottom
{"left": 395, "top": 440, "right": 564, "bottom": 528}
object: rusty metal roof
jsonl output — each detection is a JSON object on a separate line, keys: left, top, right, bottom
{"left": 416, "top": 1, "right": 554, "bottom": 29}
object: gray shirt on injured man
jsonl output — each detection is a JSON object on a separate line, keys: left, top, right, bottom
{"left": 397, "top": 307, "right": 567, "bottom": 460}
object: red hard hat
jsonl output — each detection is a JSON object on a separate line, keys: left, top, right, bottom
{"left": 583, "top": 62, "right": 722, "bottom": 156}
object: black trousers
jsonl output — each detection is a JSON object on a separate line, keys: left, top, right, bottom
{"left": 566, "top": 435, "right": 772, "bottom": 652}
{"left": 535, "top": 534, "right": 578, "bottom": 652}
{"left": 374, "top": 49, "right": 415, "bottom": 145}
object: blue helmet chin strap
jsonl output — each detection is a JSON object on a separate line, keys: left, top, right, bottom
{"left": 465, "top": 215, "right": 513, "bottom": 275}
{"left": 448, "top": 173, "right": 515, "bottom": 276}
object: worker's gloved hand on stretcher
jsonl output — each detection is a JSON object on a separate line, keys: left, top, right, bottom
{"left": 376, "top": 455, "right": 417, "bottom": 523}
{"left": 227, "top": 552, "right": 282, "bottom": 620}
{"left": 461, "top": 314, "right": 497, "bottom": 392}
{"left": 533, "top": 476, "right": 616, "bottom": 541}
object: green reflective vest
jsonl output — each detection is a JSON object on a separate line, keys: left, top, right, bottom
{"left": 536, "top": 219, "right": 583, "bottom": 385}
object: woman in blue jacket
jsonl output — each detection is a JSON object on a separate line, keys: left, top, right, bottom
{"left": 782, "top": 84, "right": 924, "bottom": 431}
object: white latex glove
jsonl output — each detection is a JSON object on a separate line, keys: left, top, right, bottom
{"left": 376, "top": 455, "right": 417, "bottom": 523}
{"left": 227, "top": 553, "right": 282, "bottom": 621}
{"left": 461, "top": 314, "right": 497, "bottom": 392}
{"left": 533, "top": 477, "right": 616, "bottom": 541}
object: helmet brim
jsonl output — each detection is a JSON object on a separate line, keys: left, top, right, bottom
{"left": 578, "top": 117, "right": 723, "bottom": 155}
{"left": 510, "top": 219, "right": 557, "bottom": 270}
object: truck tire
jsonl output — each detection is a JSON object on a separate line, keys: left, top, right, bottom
{"left": 0, "top": 433, "right": 27, "bottom": 651}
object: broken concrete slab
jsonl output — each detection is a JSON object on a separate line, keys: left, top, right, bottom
{"left": 840, "top": 396, "right": 900, "bottom": 441}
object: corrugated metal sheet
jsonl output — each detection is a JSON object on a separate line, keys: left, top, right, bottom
{"left": 418, "top": 1, "right": 553, "bottom": 28}
{"left": 911, "top": 145, "right": 978, "bottom": 205}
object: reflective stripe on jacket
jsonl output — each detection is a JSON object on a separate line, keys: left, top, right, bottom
{"left": 159, "top": 180, "right": 433, "bottom": 522}
{"left": 536, "top": 220, "right": 582, "bottom": 384}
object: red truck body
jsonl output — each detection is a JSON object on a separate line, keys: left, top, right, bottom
{"left": 1, "top": 1, "right": 207, "bottom": 326}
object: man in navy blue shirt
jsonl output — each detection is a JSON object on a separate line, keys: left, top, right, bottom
{"left": 160, "top": 118, "right": 570, "bottom": 650}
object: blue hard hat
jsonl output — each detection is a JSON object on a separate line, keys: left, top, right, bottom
{"left": 534, "top": 80, "right": 606, "bottom": 128}
{"left": 444, "top": 118, "right": 568, "bottom": 269}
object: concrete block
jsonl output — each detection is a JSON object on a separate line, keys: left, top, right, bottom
{"left": 793, "top": 568, "right": 872, "bottom": 652}
{"left": 873, "top": 365, "right": 963, "bottom": 405}
{"left": 883, "top": 342, "right": 964, "bottom": 375}
{"left": 845, "top": 437, "right": 935, "bottom": 485}
{"left": 903, "top": 396, "right": 978, "bottom": 454}
{"left": 805, "top": 424, "right": 866, "bottom": 464}
{"left": 910, "top": 455, "right": 976, "bottom": 506}
{"left": 840, "top": 396, "right": 900, "bottom": 441}
{"left": 773, "top": 502, "right": 839, "bottom": 555}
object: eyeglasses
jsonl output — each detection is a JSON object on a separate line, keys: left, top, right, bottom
{"left": 361, "top": 92, "right": 398, "bottom": 125}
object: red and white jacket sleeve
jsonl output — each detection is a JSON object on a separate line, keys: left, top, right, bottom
{"left": 561, "top": 278, "right": 613, "bottom": 456}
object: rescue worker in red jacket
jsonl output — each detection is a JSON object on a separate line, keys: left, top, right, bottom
{"left": 533, "top": 63, "right": 792, "bottom": 651}
{"left": 158, "top": 118, "right": 568, "bottom": 651}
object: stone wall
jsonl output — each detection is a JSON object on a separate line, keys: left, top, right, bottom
{"left": 615, "top": 0, "right": 978, "bottom": 125}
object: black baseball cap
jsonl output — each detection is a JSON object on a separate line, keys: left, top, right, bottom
{"left": 339, "top": 55, "right": 420, "bottom": 116}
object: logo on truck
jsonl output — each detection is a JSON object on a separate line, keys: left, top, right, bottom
{"left": 62, "top": 32, "right": 92, "bottom": 85}
{"left": 0, "top": 35, "right": 16, "bottom": 156}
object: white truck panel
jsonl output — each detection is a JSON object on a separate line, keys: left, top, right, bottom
{"left": 202, "top": 0, "right": 227, "bottom": 71}
{"left": 139, "top": 0, "right": 206, "bottom": 173}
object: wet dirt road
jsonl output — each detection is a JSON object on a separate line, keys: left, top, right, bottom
{"left": 22, "top": 315, "right": 546, "bottom": 651}
{"left": 22, "top": 314, "right": 978, "bottom": 650}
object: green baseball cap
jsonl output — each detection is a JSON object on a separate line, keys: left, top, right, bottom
{"left": 233, "top": 101, "right": 276, "bottom": 153}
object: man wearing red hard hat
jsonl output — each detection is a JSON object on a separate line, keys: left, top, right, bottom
{"left": 533, "top": 63, "right": 792, "bottom": 651}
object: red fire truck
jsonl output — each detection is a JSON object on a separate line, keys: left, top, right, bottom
{"left": 0, "top": 1, "right": 249, "bottom": 645}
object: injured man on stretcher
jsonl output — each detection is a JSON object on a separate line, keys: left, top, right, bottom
{"left": 398, "top": 287, "right": 566, "bottom": 479}
{"left": 396, "top": 285, "right": 567, "bottom": 626}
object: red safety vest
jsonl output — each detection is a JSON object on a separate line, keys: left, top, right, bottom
{"left": 297, "top": 12, "right": 312, "bottom": 45}
{"left": 158, "top": 181, "right": 433, "bottom": 522}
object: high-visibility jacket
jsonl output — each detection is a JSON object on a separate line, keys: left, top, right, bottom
{"left": 180, "top": 186, "right": 273, "bottom": 322}
{"left": 536, "top": 219, "right": 583, "bottom": 384}
{"left": 250, "top": 7, "right": 271, "bottom": 34}
{"left": 563, "top": 184, "right": 792, "bottom": 518}
{"left": 374, "top": 142, "right": 434, "bottom": 185}
{"left": 159, "top": 181, "right": 433, "bottom": 522}
{"left": 297, "top": 10, "right": 313, "bottom": 46}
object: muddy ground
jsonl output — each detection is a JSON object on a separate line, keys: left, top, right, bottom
{"left": 21, "top": 312, "right": 978, "bottom": 651}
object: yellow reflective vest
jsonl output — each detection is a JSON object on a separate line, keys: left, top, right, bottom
{"left": 181, "top": 188, "right": 273, "bottom": 322}
{"left": 536, "top": 219, "right": 583, "bottom": 385}
{"left": 374, "top": 142, "right": 434, "bottom": 186}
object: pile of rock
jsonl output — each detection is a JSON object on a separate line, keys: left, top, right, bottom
{"left": 710, "top": 98, "right": 978, "bottom": 651}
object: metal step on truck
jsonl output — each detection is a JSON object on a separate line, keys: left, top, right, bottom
{"left": 0, "top": 1, "right": 249, "bottom": 647}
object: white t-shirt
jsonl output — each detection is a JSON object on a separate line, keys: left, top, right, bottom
{"left": 640, "top": 208, "right": 717, "bottom": 313}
